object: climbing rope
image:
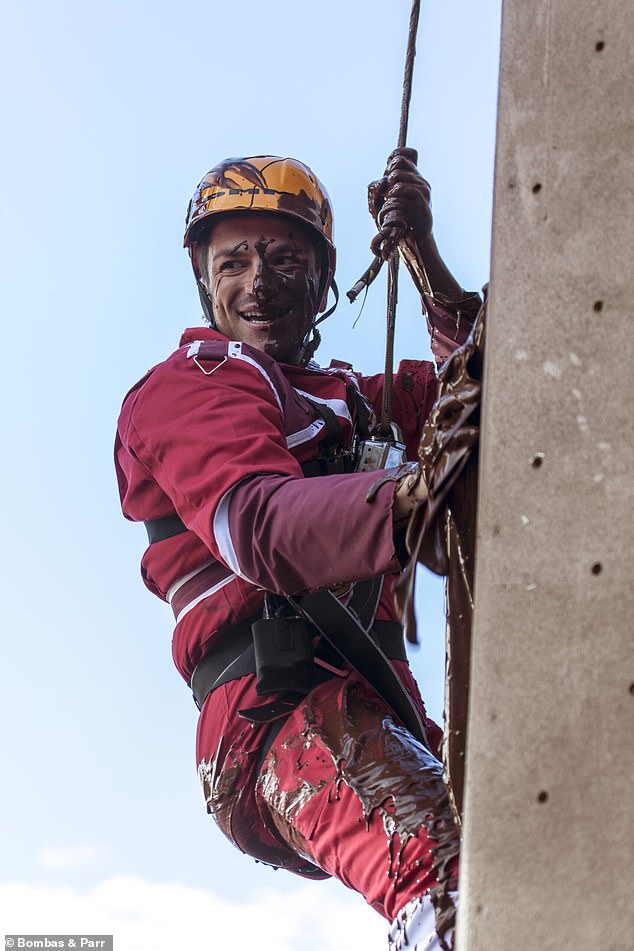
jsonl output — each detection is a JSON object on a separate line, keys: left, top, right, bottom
{"left": 347, "top": 0, "right": 422, "bottom": 437}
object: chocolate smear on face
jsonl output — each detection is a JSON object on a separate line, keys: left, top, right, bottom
{"left": 254, "top": 236, "right": 275, "bottom": 259}
{"left": 249, "top": 243, "right": 318, "bottom": 362}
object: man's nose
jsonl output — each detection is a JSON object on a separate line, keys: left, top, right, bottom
{"left": 251, "top": 261, "right": 276, "bottom": 299}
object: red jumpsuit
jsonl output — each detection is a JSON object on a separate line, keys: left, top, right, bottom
{"left": 115, "top": 295, "right": 476, "bottom": 938}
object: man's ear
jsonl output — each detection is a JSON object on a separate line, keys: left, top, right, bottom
{"left": 192, "top": 239, "right": 210, "bottom": 291}
{"left": 197, "top": 280, "right": 216, "bottom": 326}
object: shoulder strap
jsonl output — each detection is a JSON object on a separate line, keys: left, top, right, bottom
{"left": 301, "top": 396, "right": 341, "bottom": 449}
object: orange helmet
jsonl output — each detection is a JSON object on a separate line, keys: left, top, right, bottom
{"left": 184, "top": 155, "right": 336, "bottom": 312}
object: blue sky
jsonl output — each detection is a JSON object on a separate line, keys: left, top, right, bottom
{"left": 0, "top": 1, "right": 501, "bottom": 946}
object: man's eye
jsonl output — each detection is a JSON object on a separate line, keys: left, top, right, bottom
{"left": 218, "top": 260, "right": 239, "bottom": 272}
{"left": 275, "top": 254, "right": 302, "bottom": 268}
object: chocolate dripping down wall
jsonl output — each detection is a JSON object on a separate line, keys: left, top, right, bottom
{"left": 456, "top": 1, "right": 634, "bottom": 949}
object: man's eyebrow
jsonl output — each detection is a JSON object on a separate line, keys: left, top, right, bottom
{"left": 272, "top": 241, "right": 304, "bottom": 252}
{"left": 214, "top": 240, "right": 249, "bottom": 258}
{"left": 266, "top": 240, "right": 308, "bottom": 257}
{"left": 214, "top": 238, "right": 306, "bottom": 258}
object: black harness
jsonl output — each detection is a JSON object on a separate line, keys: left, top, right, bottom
{"left": 142, "top": 379, "right": 429, "bottom": 750}
{"left": 190, "top": 615, "right": 407, "bottom": 712}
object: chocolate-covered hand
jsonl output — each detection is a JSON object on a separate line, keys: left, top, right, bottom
{"left": 369, "top": 148, "right": 433, "bottom": 261}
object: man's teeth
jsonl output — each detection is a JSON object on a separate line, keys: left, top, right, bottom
{"left": 241, "top": 309, "right": 288, "bottom": 322}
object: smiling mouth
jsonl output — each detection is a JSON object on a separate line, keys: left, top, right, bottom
{"left": 239, "top": 308, "right": 291, "bottom": 324}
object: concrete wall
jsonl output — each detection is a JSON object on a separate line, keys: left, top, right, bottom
{"left": 457, "top": 2, "right": 634, "bottom": 948}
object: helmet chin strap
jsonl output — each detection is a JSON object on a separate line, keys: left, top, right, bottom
{"left": 301, "top": 278, "right": 340, "bottom": 365}
{"left": 315, "top": 277, "right": 339, "bottom": 326}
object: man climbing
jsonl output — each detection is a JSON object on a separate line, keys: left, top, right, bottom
{"left": 115, "top": 151, "right": 481, "bottom": 949}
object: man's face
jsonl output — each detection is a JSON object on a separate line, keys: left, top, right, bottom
{"left": 200, "top": 213, "right": 322, "bottom": 364}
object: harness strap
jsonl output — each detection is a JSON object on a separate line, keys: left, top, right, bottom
{"left": 145, "top": 514, "right": 188, "bottom": 545}
{"left": 289, "top": 590, "right": 430, "bottom": 750}
{"left": 299, "top": 453, "right": 355, "bottom": 478}
{"left": 190, "top": 618, "right": 254, "bottom": 707}
{"left": 298, "top": 396, "right": 356, "bottom": 477}
{"left": 303, "top": 396, "right": 341, "bottom": 449}
{"left": 190, "top": 619, "right": 407, "bottom": 712}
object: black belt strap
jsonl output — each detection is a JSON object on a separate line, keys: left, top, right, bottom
{"left": 190, "top": 619, "right": 254, "bottom": 705}
{"left": 144, "top": 514, "right": 188, "bottom": 545}
{"left": 190, "top": 619, "right": 407, "bottom": 712}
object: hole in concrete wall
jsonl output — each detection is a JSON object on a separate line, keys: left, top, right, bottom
{"left": 593, "top": 300, "right": 604, "bottom": 312}
{"left": 591, "top": 562, "right": 603, "bottom": 575}
{"left": 595, "top": 40, "right": 605, "bottom": 51}
{"left": 532, "top": 183, "right": 542, "bottom": 194}
{"left": 532, "top": 454, "right": 544, "bottom": 468}
{"left": 629, "top": 683, "right": 634, "bottom": 696}
{"left": 537, "top": 791, "right": 549, "bottom": 803}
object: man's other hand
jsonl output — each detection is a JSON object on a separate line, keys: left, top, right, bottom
{"left": 369, "top": 148, "right": 433, "bottom": 261}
